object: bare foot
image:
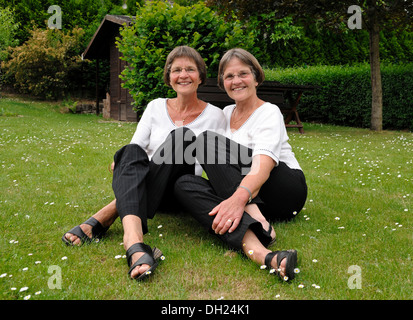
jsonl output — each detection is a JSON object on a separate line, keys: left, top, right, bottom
{"left": 122, "top": 215, "right": 151, "bottom": 280}
{"left": 64, "top": 200, "right": 118, "bottom": 245}
{"left": 268, "top": 252, "right": 287, "bottom": 278}
{"left": 63, "top": 224, "right": 93, "bottom": 246}
{"left": 242, "top": 230, "right": 287, "bottom": 278}
{"left": 128, "top": 251, "right": 151, "bottom": 279}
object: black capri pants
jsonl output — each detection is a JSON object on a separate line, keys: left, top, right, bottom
{"left": 174, "top": 130, "right": 308, "bottom": 250}
{"left": 112, "top": 127, "right": 196, "bottom": 234}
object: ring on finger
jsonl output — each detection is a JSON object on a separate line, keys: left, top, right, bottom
{"left": 227, "top": 219, "right": 232, "bottom": 223}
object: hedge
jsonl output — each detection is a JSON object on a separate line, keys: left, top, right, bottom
{"left": 265, "top": 63, "right": 413, "bottom": 131}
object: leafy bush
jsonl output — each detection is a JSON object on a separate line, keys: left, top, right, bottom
{"left": 1, "top": 27, "right": 85, "bottom": 100}
{"left": 265, "top": 63, "right": 413, "bottom": 131}
{"left": 117, "top": 0, "right": 255, "bottom": 116}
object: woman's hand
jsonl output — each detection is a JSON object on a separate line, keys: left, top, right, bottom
{"left": 208, "top": 190, "right": 249, "bottom": 235}
{"left": 208, "top": 155, "right": 276, "bottom": 235}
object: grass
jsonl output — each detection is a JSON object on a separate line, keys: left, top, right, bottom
{"left": 0, "top": 95, "right": 411, "bottom": 300}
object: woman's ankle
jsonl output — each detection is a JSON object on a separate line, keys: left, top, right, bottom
{"left": 245, "top": 204, "right": 267, "bottom": 225}
{"left": 93, "top": 200, "right": 118, "bottom": 228}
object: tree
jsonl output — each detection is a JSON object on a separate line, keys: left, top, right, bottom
{"left": 0, "top": 0, "right": 141, "bottom": 45}
{"left": 277, "top": 0, "right": 413, "bottom": 131}
{"left": 0, "top": 7, "right": 19, "bottom": 61}
{"left": 207, "top": 0, "right": 413, "bottom": 131}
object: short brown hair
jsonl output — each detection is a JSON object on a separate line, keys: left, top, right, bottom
{"left": 163, "top": 46, "right": 207, "bottom": 87}
{"left": 217, "top": 48, "right": 265, "bottom": 90}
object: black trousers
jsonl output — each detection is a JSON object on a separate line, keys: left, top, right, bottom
{"left": 112, "top": 127, "right": 196, "bottom": 234}
{"left": 174, "top": 131, "right": 308, "bottom": 250}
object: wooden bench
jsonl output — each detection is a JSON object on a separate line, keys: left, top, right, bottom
{"left": 197, "top": 78, "right": 315, "bottom": 134}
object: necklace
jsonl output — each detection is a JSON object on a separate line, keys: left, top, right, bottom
{"left": 231, "top": 108, "right": 246, "bottom": 124}
{"left": 169, "top": 99, "right": 201, "bottom": 125}
{"left": 181, "top": 115, "right": 189, "bottom": 123}
{"left": 232, "top": 101, "right": 258, "bottom": 124}
{"left": 231, "top": 99, "right": 265, "bottom": 130}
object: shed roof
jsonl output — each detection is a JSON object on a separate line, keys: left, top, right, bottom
{"left": 82, "top": 15, "right": 133, "bottom": 60}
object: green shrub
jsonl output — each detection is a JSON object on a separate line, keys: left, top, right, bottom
{"left": 265, "top": 63, "right": 413, "bottom": 131}
{"left": 1, "top": 27, "right": 85, "bottom": 100}
{"left": 117, "top": 0, "right": 255, "bottom": 116}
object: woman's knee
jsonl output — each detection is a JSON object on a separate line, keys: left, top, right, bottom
{"left": 113, "top": 144, "right": 148, "bottom": 165}
{"left": 196, "top": 130, "right": 222, "bottom": 146}
{"left": 173, "top": 174, "right": 194, "bottom": 197}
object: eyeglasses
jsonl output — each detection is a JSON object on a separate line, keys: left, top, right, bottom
{"left": 170, "top": 67, "right": 198, "bottom": 75}
{"left": 223, "top": 71, "right": 252, "bottom": 81}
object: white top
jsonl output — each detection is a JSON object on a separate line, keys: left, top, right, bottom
{"left": 130, "top": 98, "right": 227, "bottom": 176}
{"left": 223, "top": 102, "right": 302, "bottom": 170}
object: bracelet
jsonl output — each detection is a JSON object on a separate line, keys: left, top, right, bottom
{"left": 237, "top": 185, "right": 252, "bottom": 204}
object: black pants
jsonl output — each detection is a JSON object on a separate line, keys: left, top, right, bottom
{"left": 112, "top": 127, "right": 196, "bottom": 234}
{"left": 174, "top": 131, "right": 308, "bottom": 250}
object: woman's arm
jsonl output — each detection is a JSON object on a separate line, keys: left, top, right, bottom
{"left": 209, "top": 154, "right": 276, "bottom": 235}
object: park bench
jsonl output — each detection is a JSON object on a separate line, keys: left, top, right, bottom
{"left": 197, "top": 78, "right": 315, "bottom": 134}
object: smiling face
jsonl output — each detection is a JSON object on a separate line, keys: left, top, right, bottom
{"left": 222, "top": 58, "right": 258, "bottom": 103}
{"left": 168, "top": 57, "right": 202, "bottom": 96}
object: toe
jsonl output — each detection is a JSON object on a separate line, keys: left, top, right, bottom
{"left": 65, "top": 232, "right": 77, "bottom": 243}
{"left": 271, "top": 255, "right": 287, "bottom": 278}
{"left": 129, "top": 252, "right": 150, "bottom": 279}
{"left": 72, "top": 237, "right": 82, "bottom": 246}
{"left": 67, "top": 233, "right": 81, "bottom": 246}
{"left": 65, "top": 224, "right": 93, "bottom": 245}
{"left": 131, "top": 264, "right": 150, "bottom": 279}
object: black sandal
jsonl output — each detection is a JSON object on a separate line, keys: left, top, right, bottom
{"left": 62, "top": 217, "right": 109, "bottom": 246}
{"left": 263, "top": 224, "right": 276, "bottom": 247}
{"left": 265, "top": 249, "right": 298, "bottom": 281}
{"left": 126, "top": 243, "right": 163, "bottom": 282}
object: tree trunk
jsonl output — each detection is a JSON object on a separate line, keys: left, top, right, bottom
{"left": 367, "top": 5, "right": 383, "bottom": 131}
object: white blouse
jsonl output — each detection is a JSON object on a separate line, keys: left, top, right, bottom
{"left": 223, "top": 102, "right": 302, "bottom": 170}
{"left": 130, "top": 98, "right": 227, "bottom": 175}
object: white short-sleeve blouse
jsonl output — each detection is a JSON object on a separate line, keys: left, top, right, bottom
{"left": 130, "top": 98, "right": 227, "bottom": 175}
{"left": 223, "top": 102, "right": 302, "bottom": 170}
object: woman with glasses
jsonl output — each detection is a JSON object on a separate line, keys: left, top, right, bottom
{"left": 62, "top": 46, "right": 226, "bottom": 281}
{"left": 174, "top": 48, "right": 307, "bottom": 282}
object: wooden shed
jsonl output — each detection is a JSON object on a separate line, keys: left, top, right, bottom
{"left": 83, "top": 15, "right": 137, "bottom": 121}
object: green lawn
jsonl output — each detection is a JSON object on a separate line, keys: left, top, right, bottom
{"left": 0, "top": 95, "right": 411, "bottom": 300}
